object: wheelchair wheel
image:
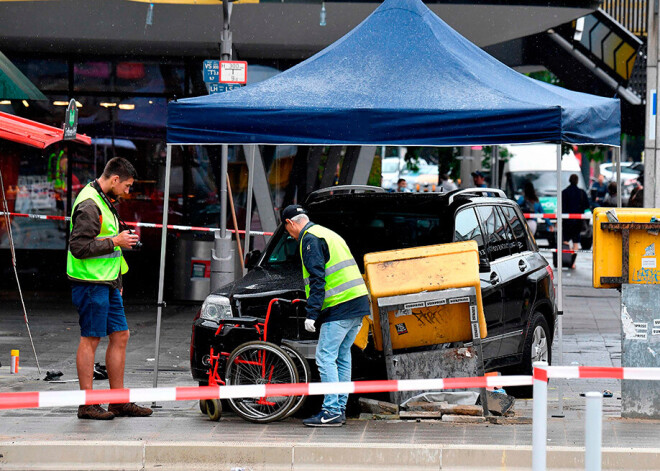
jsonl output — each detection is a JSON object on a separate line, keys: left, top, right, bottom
{"left": 206, "top": 398, "right": 222, "bottom": 421}
{"left": 226, "top": 341, "right": 298, "bottom": 423}
{"left": 280, "top": 344, "right": 311, "bottom": 418}
{"left": 199, "top": 399, "right": 208, "bottom": 415}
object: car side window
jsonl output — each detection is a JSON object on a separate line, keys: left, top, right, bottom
{"left": 477, "top": 205, "right": 512, "bottom": 260}
{"left": 500, "top": 205, "right": 531, "bottom": 252}
{"left": 453, "top": 208, "right": 486, "bottom": 259}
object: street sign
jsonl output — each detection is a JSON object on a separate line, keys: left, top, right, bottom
{"left": 203, "top": 60, "right": 220, "bottom": 83}
{"left": 209, "top": 83, "right": 241, "bottom": 94}
{"left": 220, "top": 61, "right": 247, "bottom": 84}
{"left": 63, "top": 99, "right": 78, "bottom": 140}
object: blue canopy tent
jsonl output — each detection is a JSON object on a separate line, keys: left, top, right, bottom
{"left": 167, "top": 0, "right": 620, "bottom": 146}
{"left": 156, "top": 0, "right": 621, "bottom": 421}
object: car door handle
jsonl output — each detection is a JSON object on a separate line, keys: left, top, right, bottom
{"left": 518, "top": 260, "right": 529, "bottom": 272}
{"left": 490, "top": 272, "right": 499, "bottom": 285}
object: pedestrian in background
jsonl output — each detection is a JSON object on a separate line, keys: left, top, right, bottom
{"left": 628, "top": 175, "right": 644, "bottom": 208}
{"left": 471, "top": 170, "right": 487, "bottom": 188}
{"left": 561, "top": 173, "right": 590, "bottom": 248}
{"left": 602, "top": 181, "right": 618, "bottom": 207}
{"left": 67, "top": 157, "right": 153, "bottom": 420}
{"left": 589, "top": 174, "right": 608, "bottom": 207}
{"left": 396, "top": 178, "right": 409, "bottom": 192}
{"left": 440, "top": 173, "right": 458, "bottom": 192}
{"left": 281, "top": 205, "right": 370, "bottom": 427}
{"left": 517, "top": 181, "right": 544, "bottom": 236}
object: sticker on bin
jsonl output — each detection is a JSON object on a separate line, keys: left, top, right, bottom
{"left": 642, "top": 258, "right": 656, "bottom": 269}
{"left": 404, "top": 302, "right": 425, "bottom": 310}
{"left": 191, "top": 260, "right": 211, "bottom": 278}
{"left": 635, "top": 322, "right": 648, "bottom": 331}
{"left": 653, "top": 328, "right": 660, "bottom": 336}
{"left": 470, "top": 305, "right": 478, "bottom": 321}
{"left": 449, "top": 296, "right": 470, "bottom": 304}
{"left": 395, "top": 323, "right": 408, "bottom": 335}
{"left": 425, "top": 299, "right": 447, "bottom": 307}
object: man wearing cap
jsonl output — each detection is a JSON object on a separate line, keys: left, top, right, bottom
{"left": 281, "top": 204, "right": 370, "bottom": 427}
{"left": 471, "top": 170, "right": 487, "bottom": 188}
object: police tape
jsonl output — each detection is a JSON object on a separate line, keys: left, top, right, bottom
{"left": 0, "top": 211, "right": 274, "bottom": 237}
{"left": 538, "top": 248, "right": 593, "bottom": 254}
{"left": 533, "top": 366, "right": 660, "bottom": 382}
{"left": 523, "top": 213, "right": 592, "bottom": 220}
{"left": 0, "top": 375, "right": 532, "bottom": 410}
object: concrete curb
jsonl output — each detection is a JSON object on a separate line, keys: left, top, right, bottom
{"left": 2, "top": 441, "right": 660, "bottom": 470}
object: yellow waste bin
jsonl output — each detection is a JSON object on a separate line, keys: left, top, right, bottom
{"left": 593, "top": 207, "right": 660, "bottom": 288}
{"left": 364, "top": 241, "right": 486, "bottom": 351}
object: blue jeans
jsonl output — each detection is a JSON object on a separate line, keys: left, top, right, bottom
{"left": 316, "top": 316, "right": 363, "bottom": 415}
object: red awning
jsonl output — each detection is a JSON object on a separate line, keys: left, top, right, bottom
{"left": 0, "top": 111, "right": 92, "bottom": 148}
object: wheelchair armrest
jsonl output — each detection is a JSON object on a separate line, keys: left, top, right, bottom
{"left": 224, "top": 317, "right": 259, "bottom": 327}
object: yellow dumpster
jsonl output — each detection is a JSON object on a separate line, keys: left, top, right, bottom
{"left": 593, "top": 207, "right": 660, "bottom": 288}
{"left": 364, "top": 241, "right": 486, "bottom": 351}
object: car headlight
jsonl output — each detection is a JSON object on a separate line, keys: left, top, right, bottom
{"left": 200, "top": 295, "right": 233, "bottom": 322}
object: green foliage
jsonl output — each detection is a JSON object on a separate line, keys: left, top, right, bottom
{"left": 481, "top": 146, "right": 512, "bottom": 169}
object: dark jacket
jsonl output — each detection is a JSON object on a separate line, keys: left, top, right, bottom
{"left": 299, "top": 222, "right": 369, "bottom": 324}
{"left": 68, "top": 197, "right": 122, "bottom": 289}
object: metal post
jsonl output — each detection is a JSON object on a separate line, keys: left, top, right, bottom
{"left": 584, "top": 391, "right": 603, "bottom": 471}
{"left": 532, "top": 361, "right": 548, "bottom": 471}
{"left": 615, "top": 146, "right": 622, "bottom": 208}
{"left": 210, "top": 0, "right": 236, "bottom": 290}
{"left": 243, "top": 145, "right": 255, "bottom": 275}
{"left": 555, "top": 143, "right": 564, "bottom": 417}
{"left": 492, "top": 145, "right": 499, "bottom": 189}
{"left": 152, "top": 144, "right": 173, "bottom": 389}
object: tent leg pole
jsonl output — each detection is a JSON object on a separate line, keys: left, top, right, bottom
{"left": 152, "top": 144, "right": 172, "bottom": 392}
{"left": 243, "top": 145, "right": 255, "bottom": 276}
{"left": 554, "top": 143, "right": 564, "bottom": 417}
{"left": 615, "top": 146, "right": 622, "bottom": 208}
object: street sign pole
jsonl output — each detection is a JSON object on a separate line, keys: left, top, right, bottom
{"left": 211, "top": 0, "right": 235, "bottom": 292}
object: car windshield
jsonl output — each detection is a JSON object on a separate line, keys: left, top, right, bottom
{"left": 510, "top": 170, "right": 585, "bottom": 196}
{"left": 263, "top": 203, "right": 451, "bottom": 271}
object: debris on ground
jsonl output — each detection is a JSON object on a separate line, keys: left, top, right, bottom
{"left": 44, "top": 371, "right": 63, "bottom": 381}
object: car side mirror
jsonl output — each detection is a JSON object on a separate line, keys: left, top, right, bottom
{"left": 479, "top": 257, "right": 491, "bottom": 273}
{"left": 245, "top": 250, "right": 262, "bottom": 270}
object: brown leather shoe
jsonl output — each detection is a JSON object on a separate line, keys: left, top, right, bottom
{"left": 78, "top": 404, "right": 115, "bottom": 420}
{"left": 108, "top": 402, "right": 153, "bottom": 417}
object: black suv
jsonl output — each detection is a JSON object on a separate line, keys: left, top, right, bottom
{"left": 190, "top": 186, "right": 556, "bottom": 392}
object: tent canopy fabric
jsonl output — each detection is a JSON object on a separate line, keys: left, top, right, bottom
{"left": 0, "top": 111, "right": 92, "bottom": 148}
{"left": 167, "top": 0, "right": 620, "bottom": 147}
{"left": 0, "top": 51, "right": 47, "bottom": 101}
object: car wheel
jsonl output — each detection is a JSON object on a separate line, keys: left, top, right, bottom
{"left": 508, "top": 312, "right": 551, "bottom": 398}
{"left": 206, "top": 398, "right": 222, "bottom": 421}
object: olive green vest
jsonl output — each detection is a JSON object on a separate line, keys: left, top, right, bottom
{"left": 66, "top": 183, "right": 127, "bottom": 281}
{"left": 300, "top": 224, "right": 367, "bottom": 310}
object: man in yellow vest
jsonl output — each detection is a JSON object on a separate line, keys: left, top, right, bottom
{"left": 67, "top": 157, "right": 152, "bottom": 420}
{"left": 281, "top": 205, "right": 370, "bottom": 427}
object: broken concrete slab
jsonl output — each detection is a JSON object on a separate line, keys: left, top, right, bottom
{"left": 440, "top": 404, "right": 483, "bottom": 416}
{"left": 483, "top": 390, "right": 516, "bottom": 416}
{"left": 359, "top": 398, "right": 399, "bottom": 415}
{"left": 358, "top": 413, "right": 401, "bottom": 421}
{"left": 399, "top": 411, "right": 443, "bottom": 419}
{"left": 441, "top": 415, "right": 487, "bottom": 423}
{"left": 403, "top": 401, "right": 449, "bottom": 411}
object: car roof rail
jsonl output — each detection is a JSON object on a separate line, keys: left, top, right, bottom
{"left": 305, "top": 185, "right": 385, "bottom": 203}
{"left": 447, "top": 188, "right": 507, "bottom": 205}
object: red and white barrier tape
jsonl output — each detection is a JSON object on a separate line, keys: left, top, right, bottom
{"left": 538, "top": 248, "right": 593, "bottom": 255}
{"left": 523, "top": 213, "right": 591, "bottom": 220}
{"left": 0, "top": 211, "right": 274, "bottom": 237}
{"left": 0, "top": 375, "right": 531, "bottom": 410}
{"left": 533, "top": 366, "right": 660, "bottom": 382}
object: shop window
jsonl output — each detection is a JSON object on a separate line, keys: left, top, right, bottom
{"left": 10, "top": 57, "right": 68, "bottom": 91}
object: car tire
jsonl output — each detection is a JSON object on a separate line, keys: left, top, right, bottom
{"left": 508, "top": 312, "right": 551, "bottom": 398}
{"left": 206, "top": 398, "right": 222, "bottom": 421}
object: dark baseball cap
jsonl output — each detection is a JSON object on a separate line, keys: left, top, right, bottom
{"left": 281, "top": 204, "right": 307, "bottom": 221}
{"left": 471, "top": 170, "right": 486, "bottom": 178}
